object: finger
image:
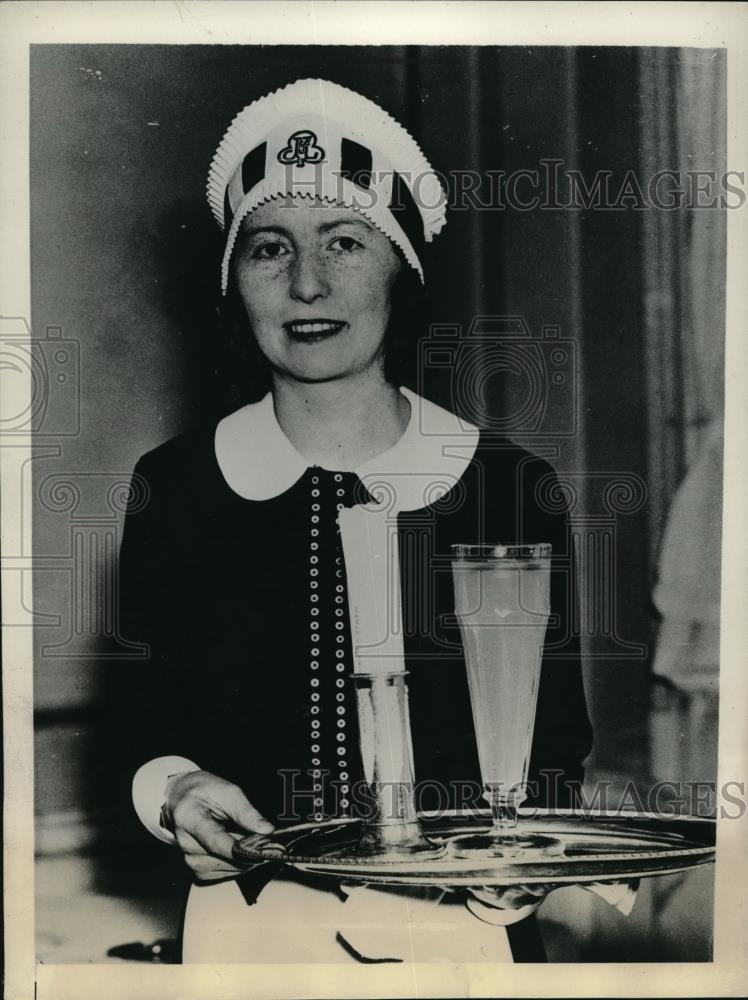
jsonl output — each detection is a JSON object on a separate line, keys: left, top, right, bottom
{"left": 178, "top": 822, "right": 266, "bottom": 867}
{"left": 474, "top": 886, "right": 503, "bottom": 900}
{"left": 174, "top": 828, "right": 206, "bottom": 856}
{"left": 501, "top": 888, "right": 546, "bottom": 909}
{"left": 512, "top": 883, "right": 551, "bottom": 897}
{"left": 188, "top": 855, "right": 245, "bottom": 879}
{"left": 471, "top": 885, "right": 545, "bottom": 910}
{"left": 190, "top": 813, "right": 243, "bottom": 861}
{"left": 477, "top": 882, "right": 548, "bottom": 896}
{"left": 175, "top": 824, "right": 243, "bottom": 854}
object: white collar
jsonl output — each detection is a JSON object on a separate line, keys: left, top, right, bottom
{"left": 214, "top": 386, "right": 480, "bottom": 512}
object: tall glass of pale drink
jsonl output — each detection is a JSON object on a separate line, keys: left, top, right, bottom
{"left": 451, "top": 543, "right": 561, "bottom": 857}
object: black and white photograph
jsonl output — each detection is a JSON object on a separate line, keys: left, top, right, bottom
{"left": 2, "top": 3, "right": 747, "bottom": 998}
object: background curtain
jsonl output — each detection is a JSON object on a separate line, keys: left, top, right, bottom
{"left": 640, "top": 49, "right": 726, "bottom": 784}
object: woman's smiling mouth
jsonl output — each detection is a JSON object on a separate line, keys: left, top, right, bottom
{"left": 284, "top": 319, "right": 347, "bottom": 343}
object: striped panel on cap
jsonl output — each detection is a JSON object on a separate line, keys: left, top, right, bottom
{"left": 389, "top": 172, "right": 426, "bottom": 259}
{"left": 340, "top": 138, "right": 373, "bottom": 190}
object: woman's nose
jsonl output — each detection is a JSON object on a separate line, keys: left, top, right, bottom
{"left": 289, "top": 250, "right": 330, "bottom": 303}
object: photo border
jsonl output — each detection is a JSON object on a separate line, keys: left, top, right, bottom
{"left": 2, "top": 3, "right": 746, "bottom": 998}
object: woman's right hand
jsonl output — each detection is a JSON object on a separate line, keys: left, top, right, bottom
{"left": 163, "top": 769, "right": 276, "bottom": 882}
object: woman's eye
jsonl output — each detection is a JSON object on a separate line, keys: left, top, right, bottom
{"left": 251, "top": 241, "right": 291, "bottom": 261}
{"left": 328, "top": 235, "right": 363, "bottom": 253}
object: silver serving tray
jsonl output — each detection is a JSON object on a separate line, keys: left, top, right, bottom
{"left": 232, "top": 809, "right": 715, "bottom": 887}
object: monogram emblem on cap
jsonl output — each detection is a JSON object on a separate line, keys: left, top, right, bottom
{"left": 277, "top": 130, "right": 326, "bottom": 167}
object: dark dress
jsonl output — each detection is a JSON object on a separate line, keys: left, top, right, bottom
{"left": 119, "top": 419, "right": 592, "bottom": 821}
{"left": 118, "top": 398, "right": 593, "bottom": 962}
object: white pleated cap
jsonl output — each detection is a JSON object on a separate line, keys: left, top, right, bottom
{"left": 207, "top": 78, "right": 447, "bottom": 291}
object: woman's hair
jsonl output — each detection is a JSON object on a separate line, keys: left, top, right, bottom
{"left": 216, "top": 251, "right": 429, "bottom": 411}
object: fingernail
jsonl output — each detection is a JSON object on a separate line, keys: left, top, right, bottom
{"left": 256, "top": 819, "right": 275, "bottom": 834}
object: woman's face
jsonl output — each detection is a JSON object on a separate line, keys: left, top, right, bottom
{"left": 232, "top": 200, "right": 402, "bottom": 384}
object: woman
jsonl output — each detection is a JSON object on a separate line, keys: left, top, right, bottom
{"left": 121, "top": 78, "right": 593, "bottom": 964}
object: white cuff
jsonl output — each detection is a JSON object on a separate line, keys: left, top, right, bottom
{"left": 132, "top": 755, "right": 200, "bottom": 844}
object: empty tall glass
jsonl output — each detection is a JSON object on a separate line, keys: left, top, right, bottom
{"left": 451, "top": 543, "right": 561, "bottom": 857}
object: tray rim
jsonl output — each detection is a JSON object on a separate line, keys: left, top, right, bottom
{"left": 233, "top": 808, "right": 716, "bottom": 886}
